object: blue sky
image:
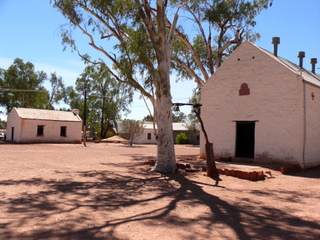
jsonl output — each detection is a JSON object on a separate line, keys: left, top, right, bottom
{"left": 0, "top": 0, "right": 319, "bottom": 121}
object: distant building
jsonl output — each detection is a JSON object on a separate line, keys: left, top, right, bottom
{"left": 200, "top": 40, "right": 320, "bottom": 168}
{"left": 117, "top": 121, "right": 199, "bottom": 145}
{"left": 6, "top": 107, "right": 82, "bottom": 144}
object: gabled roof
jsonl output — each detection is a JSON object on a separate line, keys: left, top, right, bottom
{"left": 248, "top": 41, "right": 320, "bottom": 87}
{"left": 13, "top": 108, "right": 82, "bottom": 122}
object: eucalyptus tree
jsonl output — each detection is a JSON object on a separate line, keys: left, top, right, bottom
{"left": 76, "top": 64, "right": 132, "bottom": 139}
{"left": 48, "top": 72, "right": 65, "bottom": 107}
{"left": 170, "top": 0, "right": 273, "bottom": 86}
{"left": 0, "top": 68, "right": 4, "bottom": 85}
{"left": 0, "top": 58, "right": 50, "bottom": 112}
{"left": 62, "top": 85, "right": 83, "bottom": 111}
{"left": 172, "top": 111, "right": 187, "bottom": 123}
{"left": 52, "top": 0, "right": 182, "bottom": 172}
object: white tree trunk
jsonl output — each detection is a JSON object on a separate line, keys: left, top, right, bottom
{"left": 151, "top": 94, "right": 176, "bottom": 173}
{"left": 148, "top": 0, "right": 177, "bottom": 173}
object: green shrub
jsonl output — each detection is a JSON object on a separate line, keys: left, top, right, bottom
{"left": 175, "top": 132, "right": 189, "bottom": 144}
{"left": 106, "top": 131, "right": 114, "bottom": 138}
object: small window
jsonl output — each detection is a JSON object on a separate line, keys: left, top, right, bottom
{"left": 37, "top": 125, "right": 44, "bottom": 136}
{"left": 147, "top": 133, "right": 151, "bottom": 140}
{"left": 239, "top": 83, "right": 250, "bottom": 96}
{"left": 60, "top": 126, "right": 67, "bottom": 137}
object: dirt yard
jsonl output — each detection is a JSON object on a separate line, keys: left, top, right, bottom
{"left": 0, "top": 143, "right": 319, "bottom": 240}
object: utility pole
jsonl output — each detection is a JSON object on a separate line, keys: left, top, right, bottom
{"left": 83, "top": 87, "right": 87, "bottom": 147}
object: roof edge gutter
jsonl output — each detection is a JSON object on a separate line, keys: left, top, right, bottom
{"left": 302, "top": 79, "right": 320, "bottom": 89}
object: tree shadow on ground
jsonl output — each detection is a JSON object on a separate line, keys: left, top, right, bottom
{"left": 0, "top": 156, "right": 319, "bottom": 239}
{"left": 288, "top": 166, "right": 320, "bottom": 179}
{"left": 161, "top": 172, "right": 320, "bottom": 239}
{"left": 0, "top": 171, "right": 171, "bottom": 240}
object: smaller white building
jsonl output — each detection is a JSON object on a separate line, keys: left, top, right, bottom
{"left": 6, "top": 108, "right": 82, "bottom": 144}
{"left": 117, "top": 121, "right": 199, "bottom": 145}
{"left": 134, "top": 122, "right": 157, "bottom": 144}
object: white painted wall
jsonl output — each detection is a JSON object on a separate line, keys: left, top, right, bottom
{"left": 134, "top": 127, "right": 157, "bottom": 144}
{"left": 6, "top": 109, "right": 22, "bottom": 142}
{"left": 17, "top": 119, "right": 82, "bottom": 143}
{"left": 304, "top": 83, "right": 320, "bottom": 167}
{"left": 200, "top": 41, "right": 306, "bottom": 165}
{"left": 6, "top": 108, "right": 82, "bottom": 144}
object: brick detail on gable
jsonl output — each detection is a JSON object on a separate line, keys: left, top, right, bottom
{"left": 239, "top": 83, "right": 250, "bottom": 96}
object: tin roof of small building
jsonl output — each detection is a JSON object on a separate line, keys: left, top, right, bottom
{"left": 142, "top": 121, "right": 189, "bottom": 131}
{"left": 13, "top": 108, "right": 82, "bottom": 122}
{"left": 116, "top": 121, "right": 191, "bottom": 132}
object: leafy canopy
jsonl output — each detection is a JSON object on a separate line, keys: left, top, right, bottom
{"left": 0, "top": 58, "right": 65, "bottom": 113}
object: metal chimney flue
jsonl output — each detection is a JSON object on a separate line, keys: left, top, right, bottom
{"left": 272, "top": 37, "right": 280, "bottom": 57}
{"left": 311, "top": 58, "right": 317, "bottom": 74}
{"left": 298, "top": 51, "right": 305, "bottom": 68}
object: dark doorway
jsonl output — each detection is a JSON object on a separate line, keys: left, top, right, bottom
{"left": 236, "top": 121, "right": 255, "bottom": 158}
{"left": 11, "top": 127, "right": 14, "bottom": 141}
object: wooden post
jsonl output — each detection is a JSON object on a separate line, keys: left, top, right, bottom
{"left": 83, "top": 125, "right": 87, "bottom": 147}
{"left": 194, "top": 107, "right": 219, "bottom": 178}
{"left": 83, "top": 87, "right": 87, "bottom": 147}
{"left": 173, "top": 103, "right": 220, "bottom": 179}
{"left": 205, "top": 142, "right": 219, "bottom": 177}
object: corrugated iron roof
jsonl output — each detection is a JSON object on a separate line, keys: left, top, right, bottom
{"left": 143, "top": 122, "right": 190, "bottom": 131}
{"left": 14, "top": 108, "right": 82, "bottom": 122}
{"left": 116, "top": 121, "right": 192, "bottom": 132}
{"left": 253, "top": 42, "right": 320, "bottom": 86}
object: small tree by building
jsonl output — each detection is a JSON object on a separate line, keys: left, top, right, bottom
{"left": 142, "top": 115, "right": 154, "bottom": 122}
{"left": 120, "top": 119, "right": 144, "bottom": 147}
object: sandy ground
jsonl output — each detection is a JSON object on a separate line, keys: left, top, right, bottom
{"left": 0, "top": 142, "right": 319, "bottom": 240}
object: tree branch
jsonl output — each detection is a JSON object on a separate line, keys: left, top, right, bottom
{"left": 171, "top": 58, "right": 205, "bottom": 86}
{"left": 55, "top": 2, "right": 155, "bottom": 105}
{"left": 167, "top": 23, "right": 210, "bottom": 81}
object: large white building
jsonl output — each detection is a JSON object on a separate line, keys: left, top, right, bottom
{"left": 6, "top": 108, "right": 82, "bottom": 144}
{"left": 200, "top": 40, "right": 320, "bottom": 168}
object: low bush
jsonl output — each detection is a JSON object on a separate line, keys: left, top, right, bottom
{"left": 175, "top": 132, "right": 189, "bottom": 144}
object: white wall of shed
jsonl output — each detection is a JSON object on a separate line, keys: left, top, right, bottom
{"left": 304, "top": 83, "right": 320, "bottom": 167}
{"left": 6, "top": 108, "right": 22, "bottom": 142}
{"left": 134, "top": 128, "right": 157, "bottom": 144}
{"left": 17, "top": 119, "right": 82, "bottom": 143}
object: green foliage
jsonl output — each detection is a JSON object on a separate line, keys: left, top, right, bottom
{"left": 171, "top": 0, "right": 273, "bottom": 84}
{"left": 106, "top": 131, "right": 114, "bottom": 138}
{"left": 48, "top": 72, "right": 65, "bottom": 106}
{"left": 175, "top": 132, "right": 189, "bottom": 144}
{"left": 188, "top": 87, "right": 201, "bottom": 121}
{"left": 172, "top": 111, "right": 187, "bottom": 123}
{"left": 64, "top": 64, "right": 132, "bottom": 139}
{"left": 204, "top": 0, "right": 270, "bottom": 30}
{"left": 0, "top": 58, "right": 47, "bottom": 112}
{"left": 62, "top": 86, "right": 82, "bottom": 110}
{"left": 0, "top": 58, "right": 66, "bottom": 113}
{"left": 0, "top": 118, "right": 6, "bottom": 129}
{"left": 53, "top": 0, "right": 156, "bottom": 102}
{"left": 142, "top": 115, "right": 154, "bottom": 121}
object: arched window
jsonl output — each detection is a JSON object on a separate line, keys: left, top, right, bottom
{"left": 239, "top": 83, "right": 250, "bottom": 96}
